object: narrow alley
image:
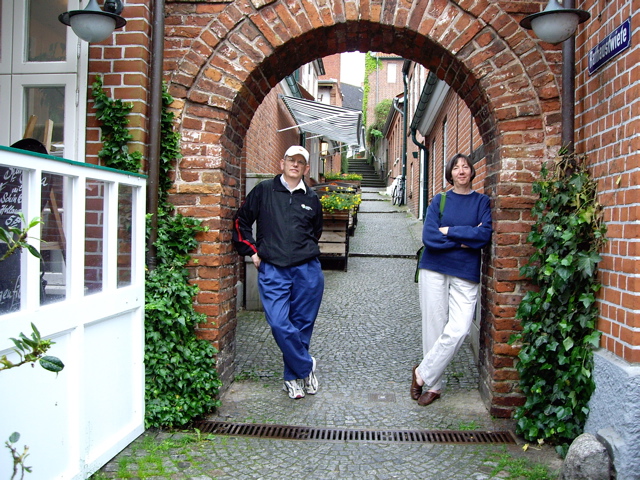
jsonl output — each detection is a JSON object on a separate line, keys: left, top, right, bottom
{"left": 98, "top": 188, "right": 562, "bottom": 479}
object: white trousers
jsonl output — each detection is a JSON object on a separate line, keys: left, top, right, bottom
{"left": 417, "top": 269, "right": 479, "bottom": 391}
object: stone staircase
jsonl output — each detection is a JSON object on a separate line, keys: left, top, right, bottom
{"left": 347, "top": 158, "right": 386, "bottom": 188}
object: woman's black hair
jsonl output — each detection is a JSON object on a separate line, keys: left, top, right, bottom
{"left": 444, "top": 153, "right": 475, "bottom": 185}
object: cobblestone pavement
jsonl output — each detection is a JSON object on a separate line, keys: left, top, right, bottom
{"left": 97, "top": 188, "right": 562, "bottom": 479}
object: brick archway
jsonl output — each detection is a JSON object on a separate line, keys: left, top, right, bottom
{"left": 163, "top": 0, "right": 560, "bottom": 417}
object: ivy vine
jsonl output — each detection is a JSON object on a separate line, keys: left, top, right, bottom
{"left": 365, "top": 98, "right": 392, "bottom": 153}
{"left": 93, "top": 78, "right": 221, "bottom": 428}
{"left": 92, "top": 76, "right": 143, "bottom": 173}
{"left": 361, "top": 52, "right": 382, "bottom": 131}
{"left": 511, "top": 153, "right": 607, "bottom": 456}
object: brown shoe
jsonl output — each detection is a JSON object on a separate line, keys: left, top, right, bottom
{"left": 417, "top": 390, "right": 441, "bottom": 406}
{"left": 411, "top": 365, "right": 422, "bottom": 400}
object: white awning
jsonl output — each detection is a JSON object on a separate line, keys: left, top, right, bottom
{"left": 279, "top": 95, "right": 362, "bottom": 147}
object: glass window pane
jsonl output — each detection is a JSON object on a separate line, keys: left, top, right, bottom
{"left": 117, "top": 185, "right": 133, "bottom": 287}
{"left": 85, "top": 179, "right": 104, "bottom": 295}
{"left": 0, "top": 165, "right": 24, "bottom": 314}
{"left": 40, "top": 173, "right": 66, "bottom": 305}
{"left": 27, "top": 0, "right": 68, "bottom": 62}
{"left": 23, "top": 85, "right": 65, "bottom": 154}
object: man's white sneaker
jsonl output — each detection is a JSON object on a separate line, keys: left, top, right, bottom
{"left": 304, "top": 357, "right": 318, "bottom": 395}
{"left": 283, "top": 379, "right": 305, "bottom": 399}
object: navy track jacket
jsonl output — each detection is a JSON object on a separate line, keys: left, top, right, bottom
{"left": 233, "top": 175, "right": 323, "bottom": 268}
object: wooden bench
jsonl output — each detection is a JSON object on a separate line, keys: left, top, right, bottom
{"left": 318, "top": 211, "right": 349, "bottom": 271}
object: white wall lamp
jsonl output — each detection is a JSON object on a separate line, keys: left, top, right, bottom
{"left": 59, "top": 0, "right": 127, "bottom": 43}
{"left": 520, "top": 0, "right": 589, "bottom": 45}
{"left": 520, "top": 0, "right": 590, "bottom": 153}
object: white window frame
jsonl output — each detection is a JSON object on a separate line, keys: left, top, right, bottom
{"left": 0, "top": 76, "right": 10, "bottom": 145}
{"left": 1, "top": 0, "right": 87, "bottom": 161}
{"left": 442, "top": 118, "right": 448, "bottom": 189}
{"left": 387, "top": 63, "right": 397, "bottom": 84}
{"left": 0, "top": 0, "right": 14, "bottom": 73}
{"left": 11, "top": 0, "right": 79, "bottom": 74}
{"left": 11, "top": 74, "right": 78, "bottom": 157}
{"left": 431, "top": 138, "right": 436, "bottom": 198}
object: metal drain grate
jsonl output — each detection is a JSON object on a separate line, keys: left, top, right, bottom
{"left": 192, "top": 421, "right": 516, "bottom": 445}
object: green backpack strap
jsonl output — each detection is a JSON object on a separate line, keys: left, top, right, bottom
{"left": 439, "top": 191, "right": 446, "bottom": 220}
{"left": 416, "top": 192, "right": 447, "bottom": 283}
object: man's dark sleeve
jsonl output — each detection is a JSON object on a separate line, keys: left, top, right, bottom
{"left": 232, "top": 187, "right": 260, "bottom": 257}
{"left": 313, "top": 196, "right": 323, "bottom": 240}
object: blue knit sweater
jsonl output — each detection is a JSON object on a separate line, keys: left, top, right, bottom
{"left": 418, "top": 191, "right": 492, "bottom": 283}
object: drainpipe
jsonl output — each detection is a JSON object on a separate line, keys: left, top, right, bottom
{"left": 410, "top": 129, "right": 429, "bottom": 219}
{"left": 562, "top": 0, "right": 576, "bottom": 154}
{"left": 407, "top": 71, "right": 439, "bottom": 219}
{"left": 400, "top": 63, "right": 409, "bottom": 206}
{"left": 409, "top": 71, "right": 439, "bottom": 218}
{"left": 145, "top": 0, "right": 165, "bottom": 270}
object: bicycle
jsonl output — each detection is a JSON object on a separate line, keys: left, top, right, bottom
{"left": 392, "top": 175, "right": 405, "bottom": 206}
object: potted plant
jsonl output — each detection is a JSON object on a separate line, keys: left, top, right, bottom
{"left": 319, "top": 191, "right": 361, "bottom": 214}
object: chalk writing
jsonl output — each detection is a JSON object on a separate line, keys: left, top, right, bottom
{"left": 0, "top": 166, "right": 24, "bottom": 314}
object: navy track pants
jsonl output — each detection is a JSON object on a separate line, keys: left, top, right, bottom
{"left": 258, "top": 258, "right": 324, "bottom": 381}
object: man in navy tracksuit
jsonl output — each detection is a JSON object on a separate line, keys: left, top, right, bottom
{"left": 233, "top": 145, "right": 324, "bottom": 399}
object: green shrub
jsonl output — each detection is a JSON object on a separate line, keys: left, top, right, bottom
{"left": 511, "top": 153, "right": 606, "bottom": 456}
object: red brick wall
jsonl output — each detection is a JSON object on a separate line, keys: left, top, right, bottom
{"left": 578, "top": 0, "right": 640, "bottom": 363}
{"left": 85, "top": 0, "right": 152, "bottom": 169}
{"left": 153, "top": 0, "right": 640, "bottom": 411}
{"left": 366, "top": 55, "right": 404, "bottom": 127}
{"left": 243, "top": 83, "right": 299, "bottom": 179}
{"left": 84, "top": 180, "right": 105, "bottom": 294}
{"left": 319, "top": 53, "right": 341, "bottom": 81}
{"left": 384, "top": 109, "right": 403, "bottom": 184}
{"left": 425, "top": 90, "right": 485, "bottom": 198}
{"left": 388, "top": 83, "right": 485, "bottom": 221}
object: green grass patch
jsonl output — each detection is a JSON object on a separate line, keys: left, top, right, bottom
{"left": 91, "top": 431, "right": 213, "bottom": 479}
{"left": 486, "top": 451, "right": 556, "bottom": 480}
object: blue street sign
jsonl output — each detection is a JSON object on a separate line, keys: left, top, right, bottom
{"left": 589, "top": 18, "right": 631, "bottom": 75}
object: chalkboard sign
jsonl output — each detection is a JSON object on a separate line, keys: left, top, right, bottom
{"left": 0, "top": 165, "right": 24, "bottom": 314}
{"left": 0, "top": 139, "right": 52, "bottom": 314}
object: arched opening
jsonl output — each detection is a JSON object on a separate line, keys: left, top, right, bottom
{"left": 163, "top": 1, "right": 558, "bottom": 417}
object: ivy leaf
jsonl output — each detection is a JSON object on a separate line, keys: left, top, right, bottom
{"left": 584, "top": 331, "right": 601, "bottom": 348}
{"left": 579, "top": 293, "right": 595, "bottom": 309}
{"left": 576, "top": 251, "right": 602, "bottom": 277}
{"left": 563, "top": 337, "right": 574, "bottom": 351}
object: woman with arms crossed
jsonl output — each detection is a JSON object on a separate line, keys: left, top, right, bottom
{"left": 411, "top": 153, "right": 493, "bottom": 406}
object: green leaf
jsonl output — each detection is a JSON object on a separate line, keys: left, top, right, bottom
{"left": 25, "top": 244, "right": 42, "bottom": 259}
{"left": 9, "top": 432, "right": 20, "bottom": 443}
{"left": 563, "top": 337, "right": 574, "bottom": 351}
{"left": 39, "top": 356, "right": 65, "bottom": 373}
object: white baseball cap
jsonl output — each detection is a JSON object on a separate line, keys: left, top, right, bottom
{"left": 284, "top": 145, "right": 309, "bottom": 163}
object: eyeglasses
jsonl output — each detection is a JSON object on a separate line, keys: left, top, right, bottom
{"left": 285, "top": 157, "right": 307, "bottom": 166}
